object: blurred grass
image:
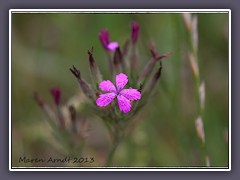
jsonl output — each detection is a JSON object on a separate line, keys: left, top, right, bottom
{"left": 11, "top": 12, "right": 229, "bottom": 167}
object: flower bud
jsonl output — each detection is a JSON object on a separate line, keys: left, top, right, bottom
{"left": 70, "top": 66, "right": 95, "bottom": 100}
{"left": 88, "top": 48, "right": 103, "bottom": 85}
{"left": 98, "top": 29, "right": 118, "bottom": 51}
{"left": 50, "top": 87, "right": 61, "bottom": 106}
{"left": 131, "top": 21, "right": 139, "bottom": 44}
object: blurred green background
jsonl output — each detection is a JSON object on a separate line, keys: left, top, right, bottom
{"left": 11, "top": 12, "right": 229, "bottom": 167}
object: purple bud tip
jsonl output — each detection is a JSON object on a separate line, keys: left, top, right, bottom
{"left": 131, "top": 21, "right": 140, "bottom": 44}
{"left": 88, "top": 47, "right": 95, "bottom": 66}
{"left": 98, "top": 29, "right": 118, "bottom": 51}
{"left": 99, "top": 29, "right": 110, "bottom": 50}
{"left": 50, "top": 87, "right": 61, "bottom": 105}
{"left": 70, "top": 65, "right": 81, "bottom": 79}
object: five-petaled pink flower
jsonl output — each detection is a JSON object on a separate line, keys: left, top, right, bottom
{"left": 99, "top": 29, "right": 119, "bottom": 51}
{"left": 96, "top": 73, "right": 141, "bottom": 113}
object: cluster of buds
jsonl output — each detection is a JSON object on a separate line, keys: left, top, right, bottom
{"left": 70, "top": 21, "right": 171, "bottom": 142}
{"left": 33, "top": 87, "right": 89, "bottom": 156}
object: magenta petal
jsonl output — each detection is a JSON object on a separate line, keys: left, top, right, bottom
{"left": 107, "top": 42, "right": 119, "bottom": 51}
{"left": 117, "top": 94, "right": 131, "bottom": 113}
{"left": 96, "top": 93, "right": 116, "bottom": 107}
{"left": 120, "top": 88, "right": 141, "bottom": 101}
{"left": 99, "top": 80, "right": 117, "bottom": 93}
{"left": 116, "top": 73, "right": 128, "bottom": 91}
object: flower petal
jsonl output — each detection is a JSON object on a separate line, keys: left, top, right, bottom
{"left": 120, "top": 88, "right": 141, "bottom": 101}
{"left": 107, "top": 42, "right": 119, "bottom": 51}
{"left": 99, "top": 80, "right": 117, "bottom": 93}
{"left": 116, "top": 73, "right": 128, "bottom": 91}
{"left": 96, "top": 93, "right": 116, "bottom": 107}
{"left": 117, "top": 94, "right": 131, "bottom": 113}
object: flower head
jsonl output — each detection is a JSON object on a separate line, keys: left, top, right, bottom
{"left": 131, "top": 21, "right": 139, "bottom": 44}
{"left": 50, "top": 87, "right": 61, "bottom": 105}
{"left": 99, "top": 29, "right": 119, "bottom": 51}
{"left": 96, "top": 73, "right": 141, "bottom": 113}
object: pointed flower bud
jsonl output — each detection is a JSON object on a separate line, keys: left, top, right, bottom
{"left": 50, "top": 87, "right": 61, "bottom": 105}
{"left": 88, "top": 47, "right": 103, "bottom": 84}
{"left": 98, "top": 29, "right": 119, "bottom": 51}
{"left": 70, "top": 66, "right": 95, "bottom": 100}
{"left": 49, "top": 87, "right": 65, "bottom": 130}
{"left": 131, "top": 21, "right": 139, "bottom": 44}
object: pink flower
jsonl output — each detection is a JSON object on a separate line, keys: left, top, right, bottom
{"left": 96, "top": 73, "right": 141, "bottom": 113}
{"left": 99, "top": 29, "right": 119, "bottom": 51}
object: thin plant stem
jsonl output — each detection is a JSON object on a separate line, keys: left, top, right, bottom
{"left": 104, "top": 120, "right": 124, "bottom": 166}
{"left": 105, "top": 140, "right": 120, "bottom": 166}
{"left": 182, "top": 13, "right": 209, "bottom": 166}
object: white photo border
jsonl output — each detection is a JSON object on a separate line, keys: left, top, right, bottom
{"left": 9, "top": 9, "right": 231, "bottom": 171}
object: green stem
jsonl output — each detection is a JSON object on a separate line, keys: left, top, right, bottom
{"left": 105, "top": 124, "right": 124, "bottom": 166}
{"left": 105, "top": 140, "right": 120, "bottom": 167}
